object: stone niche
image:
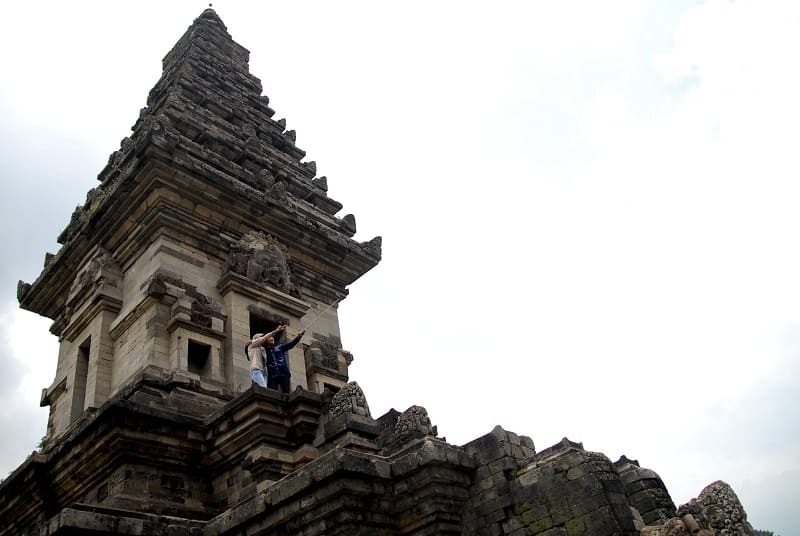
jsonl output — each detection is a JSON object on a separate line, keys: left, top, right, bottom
{"left": 224, "top": 231, "right": 302, "bottom": 300}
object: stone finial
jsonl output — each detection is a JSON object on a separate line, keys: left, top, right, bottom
{"left": 392, "top": 405, "right": 437, "bottom": 445}
{"left": 676, "top": 480, "right": 754, "bottom": 536}
{"left": 342, "top": 214, "right": 356, "bottom": 234}
{"left": 302, "top": 161, "right": 316, "bottom": 177}
{"left": 196, "top": 6, "right": 227, "bottom": 30}
{"left": 328, "top": 382, "right": 371, "bottom": 419}
{"left": 312, "top": 176, "right": 328, "bottom": 192}
{"left": 360, "top": 236, "right": 382, "bottom": 259}
{"left": 17, "top": 280, "right": 31, "bottom": 302}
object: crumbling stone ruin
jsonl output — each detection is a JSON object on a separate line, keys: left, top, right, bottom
{"left": 0, "top": 9, "right": 755, "bottom": 535}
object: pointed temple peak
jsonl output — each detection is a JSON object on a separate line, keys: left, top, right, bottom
{"left": 18, "top": 7, "right": 380, "bottom": 325}
{"left": 161, "top": 7, "right": 242, "bottom": 73}
{"left": 195, "top": 6, "right": 228, "bottom": 32}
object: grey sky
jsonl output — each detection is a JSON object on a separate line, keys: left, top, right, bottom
{"left": 1, "top": 2, "right": 798, "bottom": 534}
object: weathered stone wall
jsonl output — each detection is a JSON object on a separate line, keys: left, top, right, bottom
{"left": 220, "top": 290, "right": 252, "bottom": 391}
{"left": 615, "top": 455, "right": 677, "bottom": 526}
{"left": 461, "top": 429, "right": 646, "bottom": 536}
{"left": 461, "top": 426, "right": 536, "bottom": 534}
{"left": 45, "top": 336, "right": 80, "bottom": 437}
{"left": 0, "top": 377, "right": 756, "bottom": 536}
{"left": 111, "top": 304, "right": 167, "bottom": 391}
{"left": 115, "top": 238, "right": 168, "bottom": 328}
{"left": 512, "top": 440, "right": 639, "bottom": 536}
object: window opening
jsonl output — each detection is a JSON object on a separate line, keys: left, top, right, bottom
{"left": 188, "top": 340, "right": 211, "bottom": 376}
{"left": 71, "top": 338, "right": 90, "bottom": 422}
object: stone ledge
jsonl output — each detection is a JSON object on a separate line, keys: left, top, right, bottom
{"left": 43, "top": 505, "right": 203, "bottom": 535}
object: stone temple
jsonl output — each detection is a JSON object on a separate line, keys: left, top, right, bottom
{"left": 1, "top": 9, "right": 755, "bottom": 536}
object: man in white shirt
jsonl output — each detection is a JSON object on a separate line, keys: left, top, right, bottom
{"left": 246, "top": 325, "right": 286, "bottom": 387}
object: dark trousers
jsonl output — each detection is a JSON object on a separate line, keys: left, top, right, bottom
{"left": 268, "top": 376, "right": 291, "bottom": 393}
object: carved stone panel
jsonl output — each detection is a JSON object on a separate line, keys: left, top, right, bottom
{"left": 307, "top": 335, "right": 342, "bottom": 370}
{"left": 328, "top": 382, "right": 371, "bottom": 419}
{"left": 384, "top": 405, "right": 438, "bottom": 450}
{"left": 67, "top": 248, "right": 121, "bottom": 304}
{"left": 304, "top": 334, "right": 350, "bottom": 382}
{"left": 226, "top": 231, "right": 300, "bottom": 298}
{"left": 191, "top": 296, "right": 213, "bottom": 328}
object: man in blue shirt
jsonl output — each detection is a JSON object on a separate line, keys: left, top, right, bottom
{"left": 264, "top": 325, "right": 306, "bottom": 393}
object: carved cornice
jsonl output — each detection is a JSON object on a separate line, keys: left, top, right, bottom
{"left": 41, "top": 377, "right": 67, "bottom": 407}
{"left": 217, "top": 270, "right": 310, "bottom": 317}
{"left": 166, "top": 318, "right": 226, "bottom": 340}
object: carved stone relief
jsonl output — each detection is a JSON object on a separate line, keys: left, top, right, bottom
{"left": 307, "top": 335, "right": 342, "bottom": 370}
{"left": 17, "top": 281, "right": 31, "bottom": 302}
{"left": 391, "top": 405, "right": 438, "bottom": 446}
{"left": 227, "top": 231, "right": 300, "bottom": 298}
{"left": 68, "top": 248, "right": 121, "bottom": 303}
{"left": 191, "top": 296, "right": 213, "bottom": 328}
{"left": 328, "top": 382, "right": 371, "bottom": 419}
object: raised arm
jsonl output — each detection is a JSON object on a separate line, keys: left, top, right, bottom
{"left": 249, "top": 325, "right": 288, "bottom": 346}
{"left": 265, "top": 324, "right": 287, "bottom": 340}
{"left": 280, "top": 329, "right": 306, "bottom": 351}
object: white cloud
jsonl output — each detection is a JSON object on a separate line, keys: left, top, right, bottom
{"left": 0, "top": 306, "right": 55, "bottom": 477}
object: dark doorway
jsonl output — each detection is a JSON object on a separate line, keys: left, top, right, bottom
{"left": 249, "top": 314, "right": 284, "bottom": 343}
{"left": 188, "top": 340, "right": 211, "bottom": 376}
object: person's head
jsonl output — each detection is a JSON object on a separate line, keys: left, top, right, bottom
{"left": 265, "top": 335, "right": 275, "bottom": 347}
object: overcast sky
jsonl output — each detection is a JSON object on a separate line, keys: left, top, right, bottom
{"left": 1, "top": 1, "right": 798, "bottom": 534}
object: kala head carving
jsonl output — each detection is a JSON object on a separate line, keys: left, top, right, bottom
{"left": 227, "top": 231, "right": 300, "bottom": 298}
